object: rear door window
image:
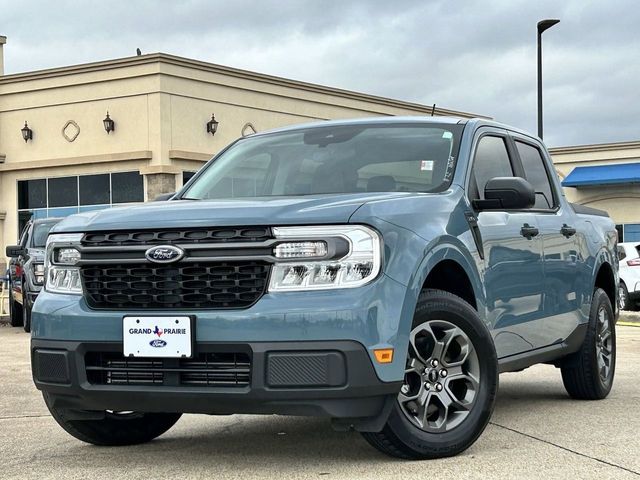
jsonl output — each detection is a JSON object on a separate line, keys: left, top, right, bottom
{"left": 515, "top": 141, "right": 556, "bottom": 210}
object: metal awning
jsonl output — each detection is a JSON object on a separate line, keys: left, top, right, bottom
{"left": 561, "top": 162, "right": 640, "bottom": 187}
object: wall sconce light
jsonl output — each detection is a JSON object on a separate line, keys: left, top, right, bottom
{"left": 103, "top": 111, "right": 115, "bottom": 134}
{"left": 21, "top": 121, "right": 33, "bottom": 142}
{"left": 206, "top": 114, "right": 219, "bottom": 136}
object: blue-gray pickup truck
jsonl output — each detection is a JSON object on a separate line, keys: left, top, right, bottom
{"left": 32, "top": 117, "right": 618, "bottom": 459}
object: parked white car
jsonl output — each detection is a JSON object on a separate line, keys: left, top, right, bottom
{"left": 617, "top": 242, "right": 640, "bottom": 310}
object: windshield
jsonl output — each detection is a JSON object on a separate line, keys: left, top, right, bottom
{"left": 183, "top": 123, "right": 464, "bottom": 200}
{"left": 31, "top": 222, "right": 57, "bottom": 248}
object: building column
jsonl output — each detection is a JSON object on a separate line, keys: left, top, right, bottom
{"left": 145, "top": 173, "right": 177, "bottom": 201}
{"left": 0, "top": 212, "right": 6, "bottom": 274}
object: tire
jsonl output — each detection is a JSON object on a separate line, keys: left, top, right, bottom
{"left": 362, "top": 289, "right": 498, "bottom": 459}
{"left": 618, "top": 282, "right": 632, "bottom": 311}
{"left": 43, "top": 392, "right": 182, "bottom": 446}
{"left": 561, "top": 288, "right": 616, "bottom": 400}
{"left": 23, "top": 302, "right": 32, "bottom": 333}
{"left": 9, "top": 290, "right": 24, "bottom": 327}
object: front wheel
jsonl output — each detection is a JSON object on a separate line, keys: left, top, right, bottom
{"left": 43, "top": 393, "right": 182, "bottom": 446}
{"left": 362, "top": 289, "right": 498, "bottom": 459}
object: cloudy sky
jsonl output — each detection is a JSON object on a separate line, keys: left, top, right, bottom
{"left": 1, "top": 0, "right": 638, "bottom": 147}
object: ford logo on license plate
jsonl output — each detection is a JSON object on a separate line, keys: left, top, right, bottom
{"left": 150, "top": 339, "right": 167, "bottom": 348}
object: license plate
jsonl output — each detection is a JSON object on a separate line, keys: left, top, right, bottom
{"left": 123, "top": 316, "right": 192, "bottom": 358}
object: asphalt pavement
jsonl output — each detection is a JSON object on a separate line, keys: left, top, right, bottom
{"left": 0, "top": 322, "right": 638, "bottom": 479}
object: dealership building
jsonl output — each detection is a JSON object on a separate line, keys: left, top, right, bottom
{"left": 1, "top": 34, "right": 639, "bottom": 272}
{"left": 551, "top": 141, "right": 640, "bottom": 242}
{"left": 0, "top": 35, "right": 479, "bottom": 272}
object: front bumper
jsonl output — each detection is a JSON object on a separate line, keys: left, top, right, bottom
{"left": 31, "top": 272, "right": 412, "bottom": 383}
{"left": 32, "top": 338, "right": 401, "bottom": 431}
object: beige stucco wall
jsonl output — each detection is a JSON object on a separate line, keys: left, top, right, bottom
{"left": 0, "top": 52, "right": 482, "bottom": 271}
{"left": 550, "top": 142, "right": 640, "bottom": 224}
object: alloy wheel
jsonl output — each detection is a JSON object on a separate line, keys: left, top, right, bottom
{"left": 399, "top": 320, "right": 480, "bottom": 433}
{"left": 595, "top": 306, "right": 614, "bottom": 385}
{"left": 618, "top": 286, "right": 626, "bottom": 310}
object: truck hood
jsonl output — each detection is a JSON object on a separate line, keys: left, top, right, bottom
{"left": 51, "top": 193, "right": 413, "bottom": 233}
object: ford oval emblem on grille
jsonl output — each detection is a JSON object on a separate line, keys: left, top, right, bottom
{"left": 145, "top": 245, "right": 185, "bottom": 263}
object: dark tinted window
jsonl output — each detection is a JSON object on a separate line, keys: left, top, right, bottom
{"left": 79, "top": 174, "right": 110, "bottom": 205}
{"left": 112, "top": 172, "right": 144, "bottom": 203}
{"left": 48, "top": 177, "right": 78, "bottom": 207}
{"left": 472, "top": 136, "right": 513, "bottom": 199}
{"left": 32, "top": 222, "right": 57, "bottom": 248}
{"left": 18, "top": 179, "right": 46, "bottom": 209}
{"left": 183, "top": 171, "right": 196, "bottom": 186}
{"left": 516, "top": 141, "right": 555, "bottom": 209}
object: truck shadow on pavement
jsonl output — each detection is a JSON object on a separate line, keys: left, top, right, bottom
{"left": 75, "top": 377, "right": 578, "bottom": 468}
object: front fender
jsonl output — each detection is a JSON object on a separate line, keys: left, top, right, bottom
{"left": 389, "top": 239, "right": 486, "bottom": 376}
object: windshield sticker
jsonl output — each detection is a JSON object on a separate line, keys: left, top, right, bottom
{"left": 420, "top": 160, "right": 434, "bottom": 171}
{"left": 443, "top": 156, "right": 455, "bottom": 181}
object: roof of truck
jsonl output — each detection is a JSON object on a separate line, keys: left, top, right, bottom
{"left": 251, "top": 116, "right": 542, "bottom": 143}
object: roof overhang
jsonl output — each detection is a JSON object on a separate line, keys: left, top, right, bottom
{"left": 562, "top": 162, "right": 640, "bottom": 187}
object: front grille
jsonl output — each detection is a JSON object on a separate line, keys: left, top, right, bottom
{"left": 81, "top": 262, "right": 270, "bottom": 309}
{"left": 82, "top": 227, "right": 271, "bottom": 246}
{"left": 85, "top": 352, "right": 251, "bottom": 387}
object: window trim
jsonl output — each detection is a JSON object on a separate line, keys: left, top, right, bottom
{"left": 19, "top": 222, "right": 31, "bottom": 246}
{"left": 509, "top": 134, "right": 560, "bottom": 213}
{"left": 465, "top": 127, "right": 562, "bottom": 214}
{"left": 466, "top": 129, "right": 520, "bottom": 204}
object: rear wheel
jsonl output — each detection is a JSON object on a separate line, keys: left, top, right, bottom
{"left": 43, "top": 393, "right": 182, "bottom": 446}
{"left": 9, "top": 290, "right": 24, "bottom": 327}
{"left": 23, "top": 302, "right": 32, "bottom": 333}
{"left": 561, "top": 288, "right": 616, "bottom": 400}
{"left": 362, "top": 289, "right": 498, "bottom": 459}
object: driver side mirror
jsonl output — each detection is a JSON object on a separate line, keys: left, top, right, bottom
{"left": 6, "top": 245, "right": 25, "bottom": 258}
{"left": 473, "top": 177, "right": 535, "bottom": 211}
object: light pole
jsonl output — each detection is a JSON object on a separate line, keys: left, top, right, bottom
{"left": 537, "top": 19, "right": 560, "bottom": 140}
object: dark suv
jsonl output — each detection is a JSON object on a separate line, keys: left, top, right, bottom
{"left": 6, "top": 218, "right": 61, "bottom": 332}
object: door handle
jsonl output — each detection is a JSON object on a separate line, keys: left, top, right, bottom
{"left": 520, "top": 223, "right": 539, "bottom": 239}
{"left": 561, "top": 224, "right": 576, "bottom": 238}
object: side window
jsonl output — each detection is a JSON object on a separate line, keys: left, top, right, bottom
{"left": 515, "top": 141, "right": 555, "bottom": 209}
{"left": 472, "top": 136, "right": 513, "bottom": 199}
{"left": 19, "top": 224, "right": 31, "bottom": 246}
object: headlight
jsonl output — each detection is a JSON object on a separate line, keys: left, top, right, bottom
{"left": 45, "top": 233, "right": 84, "bottom": 295}
{"left": 33, "top": 263, "right": 45, "bottom": 285}
{"left": 55, "top": 247, "right": 81, "bottom": 265}
{"left": 268, "top": 225, "right": 382, "bottom": 292}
